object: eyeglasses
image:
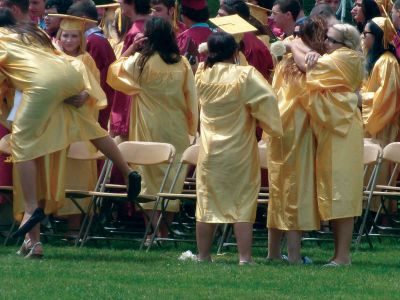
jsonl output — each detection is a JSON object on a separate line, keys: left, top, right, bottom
{"left": 362, "top": 31, "right": 373, "bottom": 37}
{"left": 293, "top": 31, "right": 300, "bottom": 37}
{"left": 325, "top": 35, "right": 345, "bottom": 45}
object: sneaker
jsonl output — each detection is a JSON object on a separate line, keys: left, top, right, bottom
{"left": 282, "top": 254, "right": 313, "bottom": 265}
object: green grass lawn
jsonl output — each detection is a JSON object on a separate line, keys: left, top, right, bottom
{"left": 0, "top": 238, "right": 399, "bottom": 299}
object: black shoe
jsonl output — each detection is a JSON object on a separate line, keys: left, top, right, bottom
{"left": 12, "top": 208, "right": 46, "bottom": 238}
{"left": 127, "top": 171, "right": 141, "bottom": 201}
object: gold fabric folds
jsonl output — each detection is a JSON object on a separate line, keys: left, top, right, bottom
{"left": 362, "top": 52, "right": 400, "bottom": 138}
{"left": 267, "top": 55, "right": 319, "bottom": 230}
{"left": 0, "top": 29, "right": 108, "bottom": 217}
{"left": 361, "top": 52, "right": 400, "bottom": 211}
{"left": 0, "top": 29, "right": 107, "bottom": 163}
{"left": 58, "top": 52, "right": 101, "bottom": 216}
{"left": 306, "top": 48, "right": 364, "bottom": 220}
{"left": 195, "top": 63, "right": 282, "bottom": 223}
{"left": 107, "top": 54, "right": 198, "bottom": 212}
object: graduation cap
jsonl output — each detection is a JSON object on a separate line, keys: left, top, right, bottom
{"left": 96, "top": 2, "right": 121, "bottom": 37}
{"left": 372, "top": 16, "right": 397, "bottom": 50}
{"left": 209, "top": 14, "right": 257, "bottom": 41}
{"left": 48, "top": 13, "right": 97, "bottom": 31}
{"left": 247, "top": 2, "right": 271, "bottom": 25}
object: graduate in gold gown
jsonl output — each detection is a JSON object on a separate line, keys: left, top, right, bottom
{"left": 361, "top": 17, "right": 400, "bottom": 210}
{"left": 50, "top": 14, "right": 102, "bottom": 233}
{"left": 292, "top": 23, "right": 364, "bottom": 266}
{"left": 195, "top": 31, "right": 282, "bottom": 264}
{"left": 266, "top": 17, "right": 329, "bottom": 264}
{"left": 0, "top": 13, "right": 138, "bottom": 257}
{"left": 107, "top": 17, "right": 198, "bottom": 240}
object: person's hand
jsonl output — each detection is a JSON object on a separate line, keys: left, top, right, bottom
{"left": 121, "top": 33, "right": 147, "bottom": 57}
{"left": 64, "top": 90, "right": 89, "bottom": 108}
{"left": 305, "top": 51, "right": 321, "bottom": 69}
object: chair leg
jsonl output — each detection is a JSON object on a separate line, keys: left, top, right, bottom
{"left": 216, "top": 224, "right": 229, "bottom": 255}
{"left": 4, "top": 219, "right": 17, "bottom": 246}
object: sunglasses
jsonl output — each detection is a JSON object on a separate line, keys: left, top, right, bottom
{"left": 293, "top": 31, "right": 300, "bottom": 37}
{"left": 325, "top": 35, "right": 345, "bottom": 45}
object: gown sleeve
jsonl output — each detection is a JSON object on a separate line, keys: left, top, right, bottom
{"left": 362, "top": 55, "right": 400, "bottom": 136}
{"left": 241, "top": 67, "right": 283, "bottom": 137}
{"left": 182, "top": 57, "right": 199, "bottom": 136}
{"left": 107, "top": 54, "right": 142, "bottom": 96}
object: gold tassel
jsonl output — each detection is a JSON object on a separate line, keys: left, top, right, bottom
{"left": 117, "top": 7, "right": 122, "bottom": 33}
{"left": 173, "top": 0, "right": 178, "bottom": 31}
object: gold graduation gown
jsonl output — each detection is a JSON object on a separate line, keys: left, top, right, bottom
{"left": 195, "top": 63, "right": 283, "bottom": 223}
{"left": 361, "top": 52, "right": 400, "bottom": 211}
{"left": 107, "top": 53, "right": 198, "bottom": 212}
{"left": 362, "top": 52, "right": 400, "bottom": 141}
{"left": 267, "top": 55, "right": 319, "bottom": 231}
{"left": 0, "top": 29, "right": 108, "bottom": 217}
{"left": 57, "top": 52, "right": 101, "bottom": 216}
{"left": 306, "top": 47, "right": 364, "bottom": 220}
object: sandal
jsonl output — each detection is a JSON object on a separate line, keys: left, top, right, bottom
{"left": 12, "top": 207, "right": 46, "bottom": 238}
{"left": 24, "top": 242, "right": 44, "bottom": 259}
{"left": 16, "top": 239, "right": 31, "bottom": 256}
{"left": 323, "top": 261, "right": 351, "bottom": 267}
{"left": 127, "top": 171, "right": 141, "bottom": 201}
{"left": 239, "top": 260, "right": 256, "bottom": 266}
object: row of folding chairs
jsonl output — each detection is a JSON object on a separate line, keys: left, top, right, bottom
{"left": 0, "top": 134, "right": 180, "bottom": 248}
{"left": 2, "top": 133, "right": 400, "bottom": 252}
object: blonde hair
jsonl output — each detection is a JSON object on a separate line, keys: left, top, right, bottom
{"left": 331, "top": 23, "right": 361, "bottom": 51}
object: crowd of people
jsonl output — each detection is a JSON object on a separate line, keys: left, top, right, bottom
{"left": 0, "top": 0, "right": 399, "bottom": 266}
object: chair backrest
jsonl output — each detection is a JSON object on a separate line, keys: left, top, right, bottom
{"left": 258, "top": 144, "right": 268, "bottom": 170}
{"left": 118, "top": 141, "right": 175, "bottom": 165}
{"left": 181, "top": 144, "right": 199, "bottom": 165}
{"left": 363, "top": 143, "right": 382, "bottom": 165}
{"left": 382, "top": 142, "right": 400, "bottom": 164}
{"left": 67, "top": 141, "right": 104, "bottom": 160}
{"left": 0, "top": 134, "right": 11, "bottom": 155}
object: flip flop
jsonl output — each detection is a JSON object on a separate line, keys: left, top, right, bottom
{"left": 12, "top": 207, "right": 46, "bottom": 238}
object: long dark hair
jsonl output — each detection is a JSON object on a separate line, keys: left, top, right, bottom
{"left": 356, "top": 0, "right": 380, "bottom": 32}
{"left": 365, "top": 20, "right": 397, "bottom": 75}
{"left": 136, "top": 17, "right": 181, "bottom": 75}
{"left": 204, "top": 32, "right": 237, "bottom": 68}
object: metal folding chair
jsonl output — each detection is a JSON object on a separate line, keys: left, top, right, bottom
{"left": 78, "top": 141, "right": 176, "bottom": 248}
{"left": 366, "top": 142, "right": 400, "bottom": 239}
{"left": 145, "top": 144, "right": 199, "bottom": 251}
{"left": 354, "top": 142, "right": 382, "bottom": 249}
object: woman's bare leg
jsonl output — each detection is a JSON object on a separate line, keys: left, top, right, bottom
{"left": 90, "top": 136, "right": 131, "bottom": 178}
{"left": 267, "top": 228, "right": 283, "bottom": 260}
{"left": 196, "top": 222, "right": 216, "bottom": 261}
{"left": 286, "top": 230, "right": 302, "bottom": 263}
{"left": 331, "top": 217, "right": 354, "bottom": 265}
{"left": 234, "top": 222, "right": 253, "bottom": 263}
{"left": 15, "top": 160, "right": 42, "bottom": 254}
